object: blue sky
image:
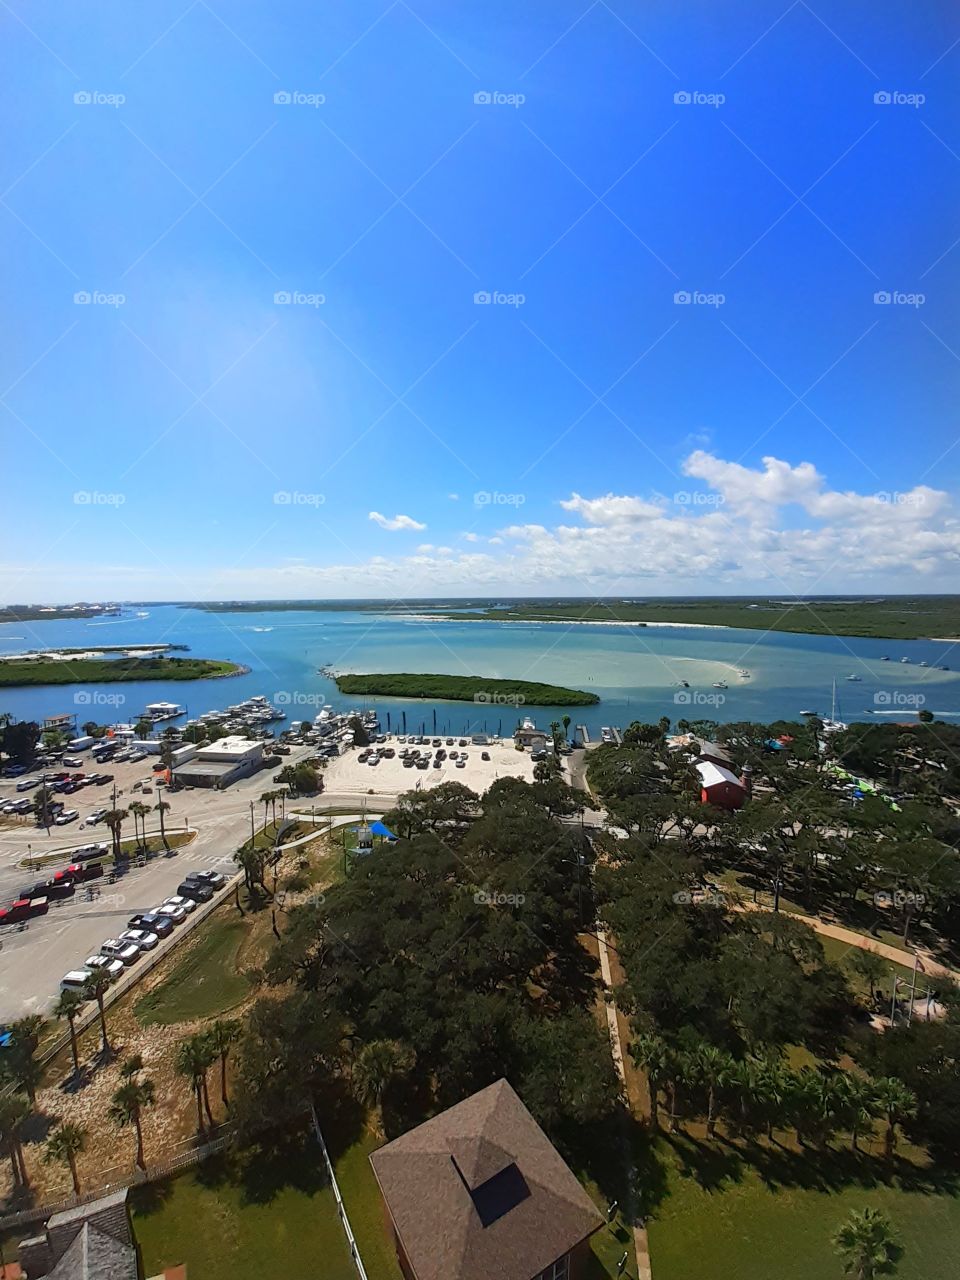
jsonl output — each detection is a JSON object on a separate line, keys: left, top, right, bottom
{"left": 3, "top": 0, "right": 960, "bottom": 601}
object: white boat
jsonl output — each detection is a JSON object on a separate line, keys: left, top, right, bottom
{"left": 713, "top": 681, "right": 728, "bottom": 690}
{"left": 901, "top": 657, "right": 910, "bottom": 664}
{"left": 845, "top": 674, "right": 861, "bottom": 682}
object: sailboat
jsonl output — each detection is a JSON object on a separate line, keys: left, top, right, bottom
{"left": 821, "top": 680, "right": 848, "bottom": 735}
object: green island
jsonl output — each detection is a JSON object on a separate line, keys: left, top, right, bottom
{"left": 334, "top": 671, "right": 599, "bottom": 705}
{"left": 0, "top": 655, "right": 244, "bottom": 686}
{"left": 0, "top": 604, "right": 121, "bottom": 623}
{"left": 433, "top": 595, "right": 960, "bottom": 640}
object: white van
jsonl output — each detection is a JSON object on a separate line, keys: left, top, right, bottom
{"left": 60, "top": 968, "right": 93, "bottom": 993}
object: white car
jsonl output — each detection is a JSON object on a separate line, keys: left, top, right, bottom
{"left": 119, "top": 928, "right": 159, "bottom": 951}
{"left": 99, "top": 939, "right": 141, "bottom": 966}
{"left": 84, "top": 955, "right": 125, "bottom": 981}
{"left": 154, "top": 901, "right": 186, "bottom": 923}
{"left": 54, "top": 810, "right": 80, "bottom": 825}
{"left": 161, "top": 894, "right": 197, "bottom": 915}
{"left": 60, "top": 968, "right": 93, "bottom": 993}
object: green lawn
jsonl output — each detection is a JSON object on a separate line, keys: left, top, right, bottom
{"left": 647, "top": 1135, "right": 960, "bottom": 1280}
{"left": 334, "top": 1131, "right": 404, "bottom": 1280}
{"left": 135, "top": 913, "right": 252, "bottom": 1025}
{"left": 130, "top": 1132, "right": 357, "bottom": 1279}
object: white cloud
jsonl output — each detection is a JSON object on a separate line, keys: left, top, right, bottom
{"left": 462, "top": 532, "right": 480, "bottom": 542}
{"left": 7, "top": 454, "right": 956, "bottom": 599}
{"left": 369, "top": 511, "right": 427, "bottom": 532}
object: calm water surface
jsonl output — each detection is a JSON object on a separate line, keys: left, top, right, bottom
{"left": 1, "top": 606, "right": 958, "bottom": 736}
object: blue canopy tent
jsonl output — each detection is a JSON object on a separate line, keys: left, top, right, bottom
{"left": 369, "top": 820, "right": 398, "bottom": 841}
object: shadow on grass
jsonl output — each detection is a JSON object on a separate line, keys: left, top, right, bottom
{"left": 656, "top": 1127, "right": 960, "bottom": 1202}
{"left": 128, "top": 1177, "right": 174, "bottom": 1219}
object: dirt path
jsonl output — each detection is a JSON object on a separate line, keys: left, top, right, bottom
{"left": 733, "top": 900, "right": 960, "bottom": 980}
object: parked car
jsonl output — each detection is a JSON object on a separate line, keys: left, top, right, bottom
{"left": 60, "top": 969, "right": 93, "bottom": 994}
{"left": 2, "top": 764, "right": 28, "bottom": 777}
{"left": 84, "top": 954, "right": 125, "bottom": 982}
{"left": 119, "top": 928, "right": 159, "bottom": 951}
{"left": 87, "top": 809, "right": 108, "bottom": 824}
{"left": 62, "top": 757, "right": 83, "bottom": 768}
{"left": 16, "top": 777, "right": 38, "bottom": 792}
{"left": 44, "top": 878, "right": 76, "bottom": 899}
{"left": 99, "top": 939, "right": 141, "bottom": 966}
{"left": 128, "top": 912, "right": 173, "bottom": 938}
{"left": 176, "top": 880, "right": 213, "bottom": 903}
{"left": 162, "top": 893, "right": 197, "bottom": 914}
{"left": 66, "top": 862, "right": 103, "bottom": 882}
{"left": 187, "top": 870, "right": 225, "bottom": 889}
{"left": 154, "top": 901, "right": 187, "bottom": 923}
{"left": 54, "top": 810, "right": 79, "bottom": 825}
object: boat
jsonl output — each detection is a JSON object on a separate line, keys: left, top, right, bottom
{"left": 919, "top": 661, "right": 929, "bottom": 667}
{"left": 713, "top": 681, "right": 728, "bottom": 690}
{"left": 901, "top": 657, "right": 910, "bottom": 663}
{"left": 845, "top": 674, "right": 861, "bottom": 682}
{"left": 800, "top": 709, "right": 817, "bottom": 717}
{"left": 880, "top": 656, "right": 889, "bottom": 661}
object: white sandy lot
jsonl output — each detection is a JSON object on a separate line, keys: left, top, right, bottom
{"left": 322, "top": 737, "right": 538, "bottom": 798}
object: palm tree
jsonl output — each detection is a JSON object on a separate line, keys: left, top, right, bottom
{"left": 561, "top": 713, "right": 571, "bottom": 742}
{"left": 43, "top": 1122, "right": 87, "bottom": 1196}
{"left": 154, "top": 798, "right": 171, "bottom": 848}
{"left": 750, "top": 1058, "right": 790, "bottom": 1141}
{"left": 34, "top": 784, "right": 55, "bottom": 830}
{"left": 549, "top": 721, "right": 562, "bottom": 755}
{"left": 871, "top": 1077, "right": 916, "bottom": 1160}
{"left": 103, "top": 808, "right": 128, "bottom": 860}
{"left": 128, "top": 800, "right": 150, "bottom": 849}
{"left": 109, "top": 1076, "right": 155, "bottom": 1170}
{"left": 352, "top": 1040, "right": 415, "bottom": 1130}
{"left": 53, "top": 989, "right": 84, "bottom": 1078}
{"left": 175, "top": 1035, "right": 216, "bottom": 1135}
{"left": 82, "top": 969, "right": 112, "bottom": 1057}
{"left": 833, "top": 1207, "right": 899, "bottom": 1279}
{"left": 0, "top": 1094, "right": 32, "bottom": 1187}
{"left": 631, "top": 1033, "right": 671, "bottom": 1130}
{"left": 207, "top": 1019, "right": 242, "bottom": 1108}
{"left": 838, "top": 1075, "right": 877, "bottom": 1153}
{"left": 9, "top": 1015, "right": 45, "bottom": 1104}
{"left": 692, "top": 1043, "right": 735, "bottom": 1138}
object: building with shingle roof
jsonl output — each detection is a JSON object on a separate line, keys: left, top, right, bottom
{"left": 370, "top": 1078, "right": 604, "bottom": 1280}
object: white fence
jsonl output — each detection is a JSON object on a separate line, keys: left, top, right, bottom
{"left": 311, "top": 1104, "right": 370, "bottom": 1280}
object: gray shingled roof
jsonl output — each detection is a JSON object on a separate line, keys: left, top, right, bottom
{"left": 370, "top": 1079, "right": 604, "bottom": 1280}
{"left": 47, "top": 1222, "right": 138, "bottom": 1280}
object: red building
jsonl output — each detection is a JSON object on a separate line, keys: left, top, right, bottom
{"left": 696, "top": 760, "right": 747, "bottom": 810}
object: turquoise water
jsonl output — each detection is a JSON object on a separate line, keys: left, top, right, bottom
{"left": 1, "top": 605, "right": 959, "bottom": 735}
